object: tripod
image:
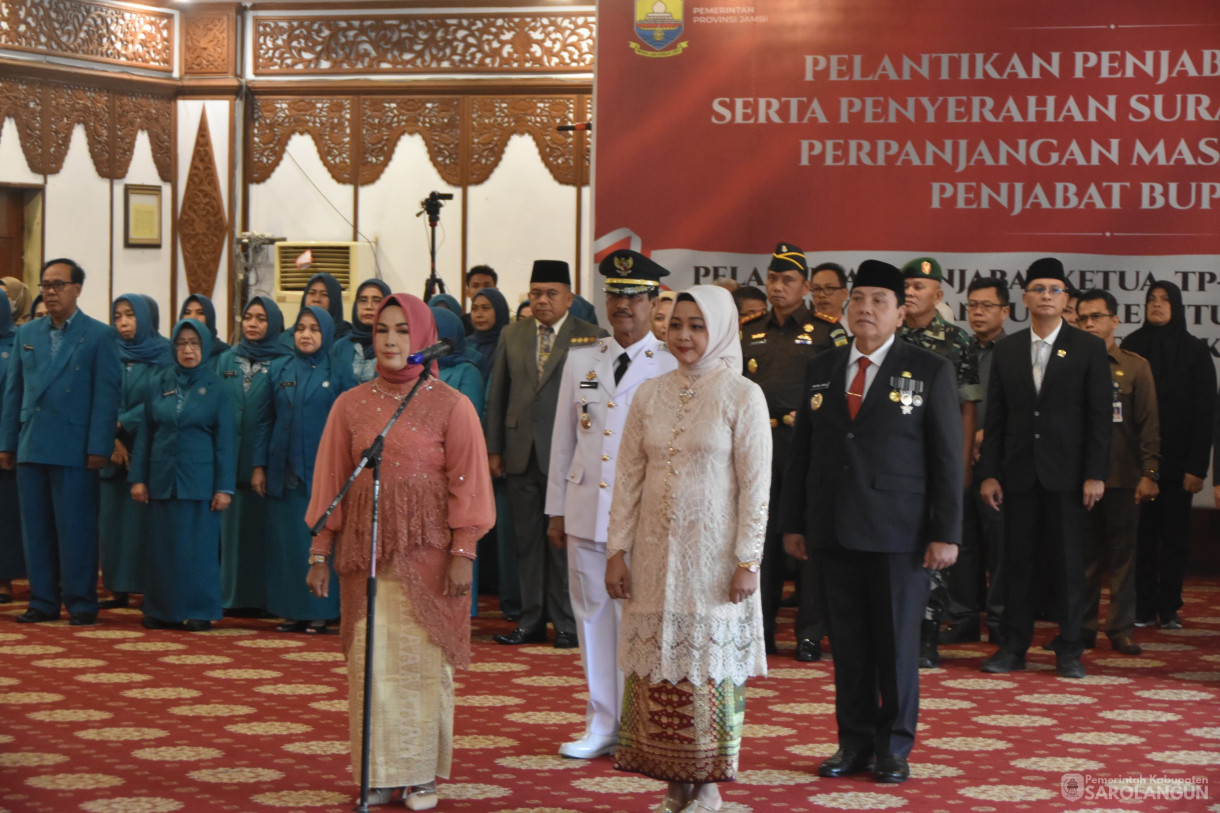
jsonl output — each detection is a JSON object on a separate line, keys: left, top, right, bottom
{"left": 417, "top": 191, "right": 453, "bottom": 303}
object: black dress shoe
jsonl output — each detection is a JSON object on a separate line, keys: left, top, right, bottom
{"left": 493, "top": 627, "right": 547, "bottom": 645}
{"left": 874, "top": 754, "right": 910, "bottom": 784}
{"left": 794, "top": 638, "right": 821, "bottom": 662}
{"left": 1056, "top": 652, "right": 1086, "bottom": 679}
{"left": 69, "top": 613, "right": 98, "bottom": 626}
{"left": 939, "top": 618, "right": 981, "bottom": 644}
{"left": 98, "top": 593, "right": 130, "bottom": 610}
{"left": 142, "top": 616, "right": 180, "bottom": 630}
{"left": 980, "top": 649, "right": 1026, "bottom": 673}
{"left": 553, "top": 631, "right": 579, "bottom": 649}
{"left": 17, "top": 608, "right": 59, "bottom": 623}
{"left": 817, "top": 748, "right": 874, "bottom": 778}
{"left": 1109, "top": 633, "right": 1142, "bottom": 655}
{"left": 183, "top": 619, "right": 212, "bottom": 632}
{"left": 276, "top": 620, "right": 309, "bottom": 633}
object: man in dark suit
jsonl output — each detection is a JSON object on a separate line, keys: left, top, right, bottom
{"left": 486, "top": 260, "right": 606, "bottom": 647}
{"left": 0, "top": 258, "right": 121, "bottom": 625}
{"left": 781, "top": 260, "right": 963, "bottom": 784}
{"left": 978, "top": 257, "right": 1112, "bottom": 679}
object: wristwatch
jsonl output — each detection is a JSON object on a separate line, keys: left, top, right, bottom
{"left": 737, "top": 561, "right": 760, "bottom": 573}
{"left": 308, "top": 554, "right": 328, "bottom": 566}
{"left": 1145, "top": 470, "right": 1160, "bottom": 482}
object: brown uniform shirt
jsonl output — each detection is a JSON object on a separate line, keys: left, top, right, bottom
{"left": 741, "top": 302, "right": 848, "bottom": 427}
{"left": 1106, "top": 345, "right": 1160, "bottom": 489}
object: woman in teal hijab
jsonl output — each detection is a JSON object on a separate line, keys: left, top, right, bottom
{"left": 130, "top": 320, "right": 236, "bottom": 631}
{"left": 259, "top": 306, "right": 356, "bottom": 632}
{"left": 216, "top": 296, "right": 293, "bottom": 614}
{"left": 179, "top": 293, "right": 231, "bottom": 363}
{"left": 0, "top": 291, "right": 24, "bottom": 601}
{"left": 99, "top": 294, "right": 173, "bottom": 610}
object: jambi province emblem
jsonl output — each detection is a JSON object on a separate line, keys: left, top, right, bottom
{"left": 632, "top": 1, "right": 687, "bottom": 58}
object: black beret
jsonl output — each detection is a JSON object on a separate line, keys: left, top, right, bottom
{"left": 852, "top": 259, "right": 906, "bottom": 304}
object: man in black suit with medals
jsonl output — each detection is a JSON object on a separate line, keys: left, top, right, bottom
{"left": 780, "top": 260, "right": 963, "bottom": 784}
{"left": 978, "top": 257, "right": 1112, "bottom": 679}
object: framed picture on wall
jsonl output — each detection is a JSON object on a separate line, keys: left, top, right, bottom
{"left": 124, "top": 184, "right": 162, "bottom": 247}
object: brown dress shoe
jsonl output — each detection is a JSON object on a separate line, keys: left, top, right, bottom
{"left": 1109, "top": 634, "right": 1142, "bottom": 655}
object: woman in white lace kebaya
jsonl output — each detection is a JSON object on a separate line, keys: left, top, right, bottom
{"left": 605, "top": 285, "right": 771, "bottom": 813}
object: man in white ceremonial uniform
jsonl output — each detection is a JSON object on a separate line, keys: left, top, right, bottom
{"left": 545, "top": 250, "right": 677, "bottom": 759}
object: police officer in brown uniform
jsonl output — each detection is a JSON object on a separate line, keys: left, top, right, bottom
{"left": 742, "top": 242, "right": 848, "bottom": 659}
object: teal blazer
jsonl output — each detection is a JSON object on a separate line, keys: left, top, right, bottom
{"left": 129, "top": 365, "right": 237, "bottom": 501}
{"left": 0, "top": 310, "right": 122, "bottom": 466}
{"left": 215, "top": 349, "right": 275, "bottom": 485}
{"left": 100, "top": 361, "right": 162, "bottom": 481}
{"left": 257, "top": 353, "right": 356, "bottom": 499}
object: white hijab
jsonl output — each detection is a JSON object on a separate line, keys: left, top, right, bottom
{"left": 673, "top": 284, "right": 743, "bottom": 376}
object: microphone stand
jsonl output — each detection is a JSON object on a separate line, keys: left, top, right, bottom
{"left": 309, "top": 365, "right": 434, "bottom": 813}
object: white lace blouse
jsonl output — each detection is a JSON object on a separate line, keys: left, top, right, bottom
{"left": 607, "top": 365, "right": 771, "bottom": 685}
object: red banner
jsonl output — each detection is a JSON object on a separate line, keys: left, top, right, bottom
{"left": 594, "top": 0, "right": 1220, "bottom": 257}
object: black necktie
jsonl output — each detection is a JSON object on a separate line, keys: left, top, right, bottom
{"left": 614, "top": 352, "right": 631, "bottom": 385}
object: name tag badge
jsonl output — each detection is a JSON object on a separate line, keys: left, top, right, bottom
{"left": 579, "top": 381, "right": 598, "bottom": 389}
{"left": 222, "top": 371, "right": 237, "bottom": 378}
{"left": 161, "top": 389, "right": 178, "bottom": 398}
{"left": 1113, "top": 400, "right": 1123, "bottom": 423}
{"left": 809, "top": 381, "right": 831, "bottom": 392}
{"left": 24, "top": 344, "right": 33, "bottom": 351}
{"left": 280, "top": 381, "right": 295, "bottom": 388}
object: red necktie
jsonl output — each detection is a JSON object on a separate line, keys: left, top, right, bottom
{"left": 847, "top": 357, "right": 870, "bottom": 420}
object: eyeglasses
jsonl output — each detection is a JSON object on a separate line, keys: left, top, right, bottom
{"left": 966, "top": 300, "right": 1005, "bottom": 312}
{"left": 174, "top": 339, "right": 202, "bottom": 349}
{"left": 810, "top": 285, "right": 844, "bottom": 295}
{"left": 1027, "top": 285, "right": 1066, "bottom": 296}
{"left": 1076, "top": 312, "right": 1114, "bottom": 324}
{"left": 38, "top": 280, "right": 73, "bottom": 293}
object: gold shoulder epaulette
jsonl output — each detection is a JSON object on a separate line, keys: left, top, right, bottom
{"left": 814, "top": 311, "right": 841, "bottom": 324}
{"left": 570, "top": 336, "right": 599, "bottom": 345}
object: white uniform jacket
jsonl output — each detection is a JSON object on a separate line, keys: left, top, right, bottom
{"left": 546, "top": 334, "right": 677, "bottom": 542}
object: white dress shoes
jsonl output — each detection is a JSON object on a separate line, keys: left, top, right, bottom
{"left": 558, "top": 732, "right": 618, "bottom": 759}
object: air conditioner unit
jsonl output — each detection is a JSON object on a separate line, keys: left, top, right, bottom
{"left": 273, "top": 241, "right": 376, "bottom": 309}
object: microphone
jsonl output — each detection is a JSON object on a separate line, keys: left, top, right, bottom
{"left": 407, "top": 337, "right": 457, "bottom": 365}
{"left": 557, "top": 122, "right": 592, "bottom": 132}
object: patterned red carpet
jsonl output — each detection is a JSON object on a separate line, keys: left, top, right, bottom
{"left": 1, "top": 581, "right": 1218, "bottom": 813}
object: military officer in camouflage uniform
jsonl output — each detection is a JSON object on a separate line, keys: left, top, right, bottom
{"left": 898, "top": 257, "right": 981, "bottom": 668}
{"left": 743, "top": 242, "right": 848, "bottom": 660}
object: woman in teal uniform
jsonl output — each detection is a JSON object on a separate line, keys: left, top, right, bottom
{"left": 0, "top": 291, "right": 24, "bottom": 602}
{"left": 130, "top": 320, "right": 236, "bottom": 631}
{"left": 468, "top": 287, "right": 519, "bottom": 620}
{"left": 334, "top": 278, "right": 390, "bottom": 383}
{"left": 431, "top": 305, "right": 485, "bottom": 616}
{"left": 99, "top": 294, "right": 172, "bottom": 610}
{"left": 216, "top": 296, "right": 292, "bottom": 614}
{"left": 259, "top": 306, "right": 356, "bottom": 632}
{"left": 180, "top": 293, "right": 231, "bottom": 364}
{"left": 429, "top": 306, "right": 484, "bottom": 419}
